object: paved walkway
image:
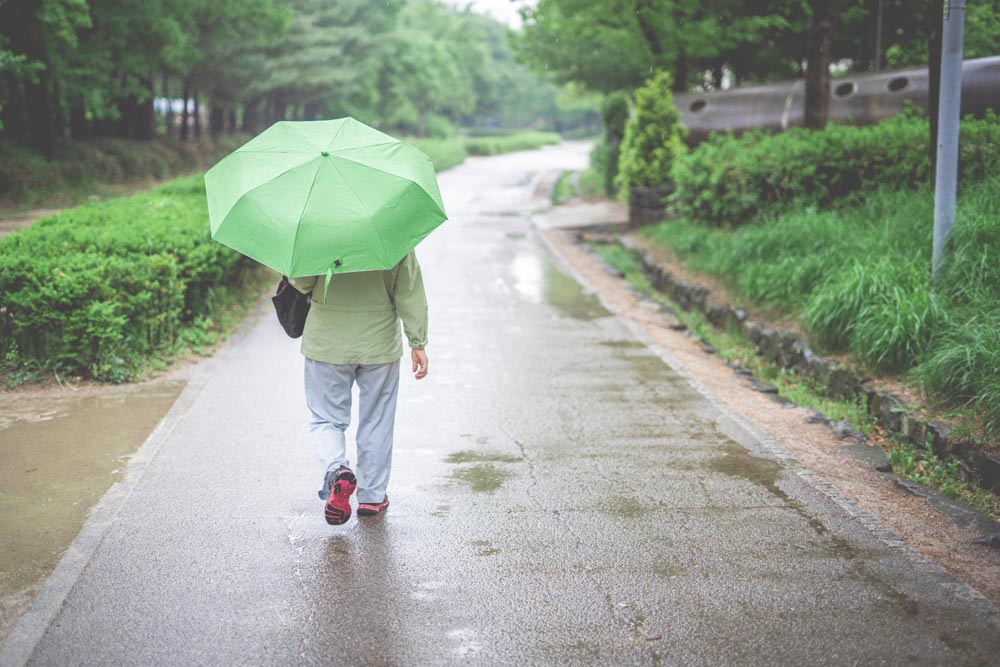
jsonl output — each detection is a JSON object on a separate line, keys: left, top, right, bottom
{"left": 4, "top": 143, "right": 999, "bottom": 666}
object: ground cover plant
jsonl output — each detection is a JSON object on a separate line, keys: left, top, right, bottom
{"left": 643, "top": 178, "right": 1000, "bottom": 437}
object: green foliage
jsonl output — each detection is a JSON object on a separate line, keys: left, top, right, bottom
{"left": 889, "top": 436, "right": 1000, "bottom": 519}
{"left": 462, "top": 132, "right": 561, "bottom": 156}
{"left": 594, "top": 91, "right": 629, "bottom": 196}
{"left": 600, "top": 93, "right": 630, "bottom": 139}
{"left": 406, "top": 137, "right": 467, "bottom": 172}
{"left": 0, "top": 135, "right": 247, "bottom": 205}
{"left": 0, "top": 175, "right": 253, "bottom": 381}
{"left": 672, "top": 111, "right": 1000, "bottom": 227}
{"left": 615, "top": 72, "right": 686, "bottom": 194}
{"left": 516, "top": 0, "right": 800, "bottom": 93}
{"left": 805, "top": 260, "right": 947, "bottom": 373}
{"left": 644, "top": 177, "right": 1000, "bottom": 437}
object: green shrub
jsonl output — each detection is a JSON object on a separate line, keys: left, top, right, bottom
{"left": 671, "top": 108, "right": 1000, "bottom": 227}
{"left": 462, "top": 131, "right": 561, "bottom": 156}
{"left": 615, "top": 71, "right": 686, "bottom": 195}
{"left": 407, "top": 137, "right": 467, "bottom": 171}
{"left": 0, "top": 175, "right": 251, "bottom": 381}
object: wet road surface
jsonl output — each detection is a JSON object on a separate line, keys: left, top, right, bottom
{"left": 8, "top": 143, "right": 1000, "bottom": 666}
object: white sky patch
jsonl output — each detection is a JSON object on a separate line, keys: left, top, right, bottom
{"left": 439, "top": 0, "right": 536, "bottom": 29}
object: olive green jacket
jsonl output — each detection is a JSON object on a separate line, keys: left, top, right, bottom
{"left": 289, "top": 251, "right": 427, "bottom": 365}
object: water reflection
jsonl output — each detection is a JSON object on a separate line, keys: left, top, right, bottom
{"left": 510, "top": 247, "right": 609, "bottom": 320}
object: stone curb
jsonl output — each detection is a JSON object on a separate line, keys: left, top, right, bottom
{"left": 614, "top": 234, "right": 1000, "bottom": 496}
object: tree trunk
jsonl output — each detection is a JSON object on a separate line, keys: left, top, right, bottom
{"left": 25, "top": 76, "right": 55, "bottom": 157}
{"left": 162, "top": 72, "right": 173, "bottom": 139}
{"left": 193, "top": 91, "right": 201, "bottom": 139}
{"left": 241, "top": 99, "right": 260, "bottom": 134}
{"left": 209, "top": 101, "right": 225, "bottom": 140}
{"left": 928, "top": 0, "right": 944, "bottom": 178}
{"left": 711, "top": 62, "right": 724, "bottom": 90}
{"left": 69, "top": 102, "right": 89, "bottom": 140}
{"left": 136, "top": 77, "right": 155, "bottom": 140}
{"left": 180, "top": 78, "right": 191, "bottom": 141}
{"left": 804, "top": 0, "right": 834, "bottom": 130}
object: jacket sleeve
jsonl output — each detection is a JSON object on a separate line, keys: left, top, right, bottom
{"left": 393, "top": 251, "right": 428, "bottom": 349}
{"left": 289, "top": 275, "right": 318, "bottom": 295}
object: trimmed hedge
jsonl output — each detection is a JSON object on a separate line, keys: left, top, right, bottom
{"left": 672, "top": 109, "right": 1000, "bottom": 227}
{"left": 462, "top": 131, "right": 561, "bottom": 156}
{"left": 0, "top": 176, "right": 252, "bottom": 381}
{"left": 406, "top": 137, "right": 467, "bottom": 172}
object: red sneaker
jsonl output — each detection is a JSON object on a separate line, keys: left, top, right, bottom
{"left": 357, "top": 496, "right": 389, "bottom": 517}
{"left": 324, "top": 467, "right": 357, "bottom": 525}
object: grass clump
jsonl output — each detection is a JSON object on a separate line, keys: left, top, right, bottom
{"left": 888, "top": 435, "right": 1000, "bottom": 518}
{"left": 644, "top": 178, "right": 1000, "bottom": 438}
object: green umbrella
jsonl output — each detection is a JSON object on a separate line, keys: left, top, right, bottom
{"left": 205, "top": 117, "right": 447, "bottom": 285}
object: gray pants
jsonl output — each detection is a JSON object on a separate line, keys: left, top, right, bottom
{"left": 304, "top": 358, "right": 400, "bottom": 504}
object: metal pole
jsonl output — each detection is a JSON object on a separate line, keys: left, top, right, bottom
{"left": 932, "top": 0, "right": 966, "bottom": 278}
{"left": 874, "top": 0, "right": 884, "bottom": 71}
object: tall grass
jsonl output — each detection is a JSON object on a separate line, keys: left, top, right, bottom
{"left": 644, "top": 179, "right": 1000, "bottom": 434}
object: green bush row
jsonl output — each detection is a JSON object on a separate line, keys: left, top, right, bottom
{"left": 644, "top": 179, "right": 1000, "bottom": 433}
{"left": 0, "top": 135, "right": 248, "bottom": 205}
{"left": 462, "top": 131, "right": 561, "bottom": 156}
{"left": 406, "top": 137, "right": 468, "bottom": 172}
{"left": 671, "top": 109, "right": 1000, "bottom": 227}
{"left": 0, "top": 176, "right": 253, "bottom": 381}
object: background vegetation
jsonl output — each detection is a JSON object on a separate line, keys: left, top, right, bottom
{"left": 641, "top": 120, "right": 1000, "bottom": 436}
{"left": 0, "top": 1, "right": 597, "bottom": 164}
{"left": 671, "top": 109, "right": 1000, "bottom": 227}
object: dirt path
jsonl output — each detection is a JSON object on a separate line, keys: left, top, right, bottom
{"left": 539, "top": 221, "right": 1000, "bottom": 606}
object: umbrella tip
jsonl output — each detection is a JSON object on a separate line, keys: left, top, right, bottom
{"left": 321, "top": 151, "right": 330, "bottom": 157}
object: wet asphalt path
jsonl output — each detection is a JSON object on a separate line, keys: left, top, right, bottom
{"left": 13, "top": 143, "right": 1000, "bottom": 666}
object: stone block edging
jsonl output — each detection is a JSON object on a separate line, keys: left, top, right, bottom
{"left": 618, "top": 234, "right": 1000, "bottom": 495}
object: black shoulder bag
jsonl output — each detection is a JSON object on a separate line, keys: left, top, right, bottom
{"left": 271, "top": 276, "right": 311, "bottom": 338}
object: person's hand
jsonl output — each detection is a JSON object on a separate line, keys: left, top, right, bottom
{"left": 411, "top": 348, "right": 428, "bottom": 380}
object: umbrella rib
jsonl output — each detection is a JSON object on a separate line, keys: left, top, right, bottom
{"left": 328, "top": 140, "right": 397, "bottom": 154}
{"left": 326, "top": 156, "right": 391, "bottom": 267}
{"left": 324, "top": 120, "right": 350, "bottom": 154}
{"left": 289, "top": 160, "right": 325, "bottom": 275}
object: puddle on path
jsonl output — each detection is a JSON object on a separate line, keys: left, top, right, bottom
{"left": 450, "top": 463, "right": 513, "bottom": 493}
{"left": 445, "top": 450, "right": 522, "bottom": 465}
{"left": 510, "top": 249, "right": 609, "bottom": 320}
{"left": 0, "top": 381, "right": 184, "bottom": 636}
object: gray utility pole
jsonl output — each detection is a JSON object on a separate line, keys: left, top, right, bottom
{"left": 932, "top": 0, "right": 966, "bottom": 278}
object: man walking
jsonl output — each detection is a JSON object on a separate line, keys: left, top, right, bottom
{"left": 290, "top": 250, "right": 428, "bottom": 525}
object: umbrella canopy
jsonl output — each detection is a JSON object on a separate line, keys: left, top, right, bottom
{"left": 205, "top": 117, "right": 447, "bottom": 278}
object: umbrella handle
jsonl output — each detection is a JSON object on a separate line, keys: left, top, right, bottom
{"left": 322, "top": 259, "right": 342, "bottom": 303}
